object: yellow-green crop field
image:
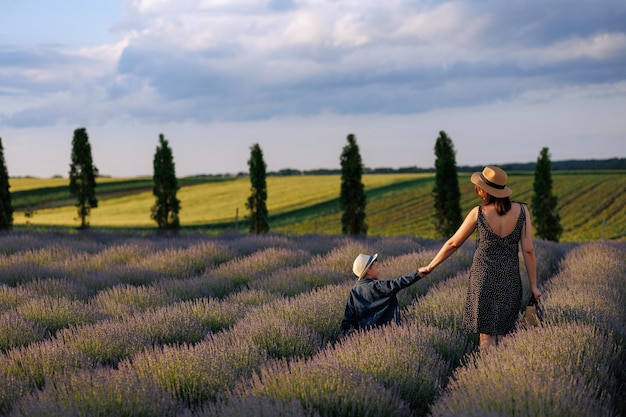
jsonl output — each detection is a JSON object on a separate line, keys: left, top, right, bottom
{"left": 10, "top": 171, "right": 626, "bottom": 242}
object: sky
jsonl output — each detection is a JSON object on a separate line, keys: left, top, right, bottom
{"left": 1, "top": 0, "right": 625, "bottom": 177}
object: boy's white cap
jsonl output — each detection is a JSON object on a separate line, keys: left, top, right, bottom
{"left": 352, "top": 253, "right": 378, "bottom": 280}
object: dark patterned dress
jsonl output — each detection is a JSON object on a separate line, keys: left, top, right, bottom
{"left": 462, "top": 204, "right": 526, "bottom": 335}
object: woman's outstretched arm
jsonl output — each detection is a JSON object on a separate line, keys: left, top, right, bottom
{"left": 419, "top": 206, "right": 479, "bottom": 276}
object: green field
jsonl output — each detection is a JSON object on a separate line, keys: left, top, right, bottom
{"left": 10, "top": 171, "right": 626, "bottom": 241}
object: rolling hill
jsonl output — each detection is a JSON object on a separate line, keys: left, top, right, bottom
{"left": 9, "top": 171, "right": 626, "bottom": 242}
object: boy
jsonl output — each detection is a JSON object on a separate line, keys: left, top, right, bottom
{"left": 340, "top": 253, "right": 423, "bottom": 337}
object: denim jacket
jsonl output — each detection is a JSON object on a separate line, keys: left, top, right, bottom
{"left": 341, "top": 271, "right": 421, "bottom": 334}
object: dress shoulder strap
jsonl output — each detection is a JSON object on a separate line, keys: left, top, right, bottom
{"left": 514, "top": 201, "right": 527, "bottom": 233}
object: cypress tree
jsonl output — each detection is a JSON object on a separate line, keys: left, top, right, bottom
{"left": 69, "top": 128, "right": 98, "bottom": 229}
{"left": 340, "top": 133, "right": 367, "bottom": 236}
{"left": 432, "top": 131, "right": 462, "bottom": 238}
{"left": 0, "top": 136, "right": 13, "bottom": 230}
{"left": 246, "top": 143, "right": 269, "bottom": 234}
{"left": 532, "top": 147, "right": 562, "bottom": 242}
{"left": 151, "top": 134, "right": 180, "bottom": 229}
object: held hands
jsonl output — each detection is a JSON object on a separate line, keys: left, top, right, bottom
{"left": 418, "top": 266, "right": 432, "bottom": 277}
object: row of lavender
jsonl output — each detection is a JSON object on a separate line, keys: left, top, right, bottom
{"left": 427, "top": 241, "right": 626, "bottom": 416}
{"left": 0, "top": 230, "right": 621, "bottom": 416}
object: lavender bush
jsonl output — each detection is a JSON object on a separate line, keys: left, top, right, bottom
{"left": 0, "top": 338, "right": 96, "bottom": 390}
{"left": 16, "top": 295, "right": 101, "bottom": 333}
{"left": 0, "top": 375, "right": 28, "bottom": 416}
{"left": 0, "top": 311, "right": 47, "bottom": 351}
{"left": 130, "top": 241, "right": 234, "bottom": 279}
{"left": 239, "top": 355, "right": 413, "bottom": 417}
{"left": 12, "top": 367, "right": 179, "bottom": 417}
{"left": 252, "top": 261, "right": 346, "bottom": 296}
{"left": 0, "top": 285, "right": 31, "bottom": 313}
{"left": 124, "top": 304, "right": 208, "bottom": 345}
{"left": 56, "top": 320, "right": 151, "bottom": 366}
{"left": 331, "top": 323, "right": 467, "bottom": 415}
{"left": 429, "top": 324, "right": 619, "bottom": 417}
{"left": 90, "top": 283, "right": 173, "bottom": 318}
{"left": 173, "top": 297, "right": 244, "bottom": 332}
{"left": 543, "top": 241, "right": 626, "bottom": 338}
{"left": 119, "top": 331, "right": 266, "bottom": 407}
{"left": 0, "top": 233, "right": 48, "bottom": 255}
{"left": 223, "top": 288, "right": 281, "bottom": 307}
{"left": 206, "top": 247, "right": 310, "bottom": 290}
{"left": 215, "top": 233, "right": 315, "bottom": 256}
{"left": 403, "top": 271, "right": 475, "bottom": 348}
{"left": 199, "top": 395, "right": 321, "bottom": 417}
{"left": 0, "top": 262, "right": 66, "bottom": 286}
{"left": 232, "top": 316, "right": 322, "bottom": 360}
{"left": 157, "top": 275, "right": 233, "bottom": 300}
{"left": 20, "top": 278, "right": 89, "bottom": 301}
{"left": 246, "top": 283, "right": 351, "bottom": 342}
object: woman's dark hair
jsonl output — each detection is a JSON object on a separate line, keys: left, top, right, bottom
{"left": 475, "top": 185, "right": 512, "bottom": 215}
{"left": 485, "top": 194, "right": 512, "bottom": 215}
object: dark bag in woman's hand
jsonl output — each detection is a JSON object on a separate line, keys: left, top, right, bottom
{"left": 522, "top": 295, "right": 543, "bottom": 328}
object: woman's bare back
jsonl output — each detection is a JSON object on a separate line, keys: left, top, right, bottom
{"left": 481, "top": 202, "right": 522, "bottom": 238}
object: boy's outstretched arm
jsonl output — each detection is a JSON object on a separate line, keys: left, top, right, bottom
{"left": 375, "top": 270, "right": 423, "bottom": 294}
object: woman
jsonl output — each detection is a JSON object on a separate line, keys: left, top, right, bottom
{"left": 419, "top": 166, "right": 541, "bottom": 351}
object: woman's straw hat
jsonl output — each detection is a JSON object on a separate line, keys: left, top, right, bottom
{"left": 470, "top": 166, "right": 512, "bottom": 198}
{"left": 352, "top": 253, "right": 378, "bottom": 280}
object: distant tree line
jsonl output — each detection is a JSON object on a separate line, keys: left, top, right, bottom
{"left": 458, "top": 158, "right": 626, "bottom": 173}
{"left": 260, "top": 158, "right": 625, "bottom": 177}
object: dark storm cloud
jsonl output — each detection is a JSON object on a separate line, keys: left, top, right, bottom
{"left": 472, "top": 0, "right": 626, "bottom": 45}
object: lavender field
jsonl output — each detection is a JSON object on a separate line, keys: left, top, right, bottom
{"left": 0, "top": 230, "right": 624, "bottom": 416}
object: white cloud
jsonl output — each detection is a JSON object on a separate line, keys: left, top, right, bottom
{"left": 124, "top": 0, "right": 175, "bottom": 14}
{"left": 74, "top": 40, "right": 128, "bottom": 64}
{"left": 393, "top": 2, "right": 474, "bottom": 43}
{"left": 331, "top": 13, "right": 371, "bottom": 48}
{"left": 283, "top": 9, "right": 327, "bottom": 46}
{"left": 519, "top": 32, "right": 626, "bottom": 65}
{"left": 517, "top": 80, "right": 626, "bottom": 105}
